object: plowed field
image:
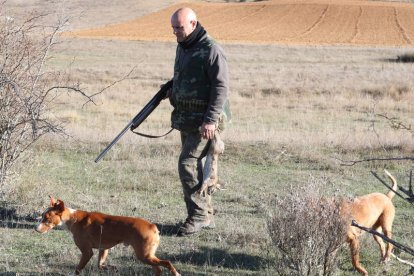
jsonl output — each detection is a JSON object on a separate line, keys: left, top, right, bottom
{"left": 66, "top": 0, "right": 414, "bottom": 46}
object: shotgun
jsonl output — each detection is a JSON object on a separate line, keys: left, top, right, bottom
{"left": 94, "top": 80, "right": 173, "bottom": 163}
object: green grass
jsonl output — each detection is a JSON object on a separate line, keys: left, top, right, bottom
{"left": 2, "top": 139, "right": 414, "bottom": 275}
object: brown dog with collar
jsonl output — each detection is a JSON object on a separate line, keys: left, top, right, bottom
{"left": 36, "top": 197, "right": 180, "bottom": 276}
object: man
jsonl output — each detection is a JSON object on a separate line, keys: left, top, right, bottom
{"left": 168, "top": 7, "right": 230, "bottom": 236}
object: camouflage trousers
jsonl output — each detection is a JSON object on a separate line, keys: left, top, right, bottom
{"left": 178, "top": 130, "right": 213, "bottom": 222}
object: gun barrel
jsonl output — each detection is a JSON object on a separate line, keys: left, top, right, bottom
{"left": 94, "top": 80, "right": 173, "bottom": 163}
{"left": 94, "top": 121, "right": 133, "bottom": 163}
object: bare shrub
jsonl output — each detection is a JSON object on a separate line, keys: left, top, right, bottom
{"left": 267, "top": 177, "right": 349, "bottom": 275}
{"left": 0, "top": 9, "right": 98, "bottom": 195}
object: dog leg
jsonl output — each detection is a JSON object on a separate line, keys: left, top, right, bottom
{"left": 98, "top": 249, "right": 109, "bottom": 268}
{"left": 75, "top": 247, "right": 94, "bottom": 275}
{"left": 132, "top": 238, "right": 180, "bottom": 276}
{"left": 143, "top": 255, "right": 180, "bottom": 276}
{"left": 349, "top": 237, "right": 368, "bottom": 276}
{"left": 382, "top": 211, "right": 395, "bottom": 262}
{"left": 382, "top": 228, "right": 394, "bottom": 263}
{"left": 372, "top": 231, "right": 387, "bottom": 260}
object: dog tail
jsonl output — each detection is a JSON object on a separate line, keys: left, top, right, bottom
{"left": 384, "top": 169, "right": 398, "bottom": 199}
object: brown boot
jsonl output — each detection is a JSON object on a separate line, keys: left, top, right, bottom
{"left": 177, "top": 218, "right": 214, "bottom": 236}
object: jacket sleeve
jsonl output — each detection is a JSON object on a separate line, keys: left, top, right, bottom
{"left": 204, "top": 44, "right": 229, "bottom": 124}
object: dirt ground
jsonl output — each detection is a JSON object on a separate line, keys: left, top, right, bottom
{"left": 61, "top": 0, "right": 414, "bottom": 47}
{"left": 4, "top": 0, "right": 414, "bottom": 46}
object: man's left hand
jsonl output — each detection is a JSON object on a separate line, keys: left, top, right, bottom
{"left": 201, "top": 122, "right": 216, "bottom": 140}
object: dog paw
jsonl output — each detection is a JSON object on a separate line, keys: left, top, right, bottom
{"left": 380, "top": 256, "right": 390, "bottom": 264}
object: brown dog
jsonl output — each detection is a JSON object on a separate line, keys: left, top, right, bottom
{"left": 342, "top": 169, "right": 397, "bottom": 275}
{"left": 36, "top": 197, "right": 180, "bottom": 276}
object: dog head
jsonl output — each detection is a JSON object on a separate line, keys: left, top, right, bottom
{"left": 36, "top": 196, "right": 66, "bottom": 233}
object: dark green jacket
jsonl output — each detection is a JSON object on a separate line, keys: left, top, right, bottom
{"left": 170, "top": 33, "right": 229, "bottom": 132}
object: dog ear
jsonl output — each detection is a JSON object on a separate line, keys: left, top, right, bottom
{"left": 49, "top": 195, "right": 56, "bottom": 206}
{"left": 56, "top": 200, "right": 65, "bottom": 212}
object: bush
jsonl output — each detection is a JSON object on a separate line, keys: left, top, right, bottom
{"left": 0, "top": 9, "right": 98, "bottom": 196}
{"left": 267, "top": 177, "right": 349, "bottom": 275}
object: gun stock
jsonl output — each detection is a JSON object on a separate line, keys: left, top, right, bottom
{"left": 94, "top": 80, "right": 173, "bottom": 163}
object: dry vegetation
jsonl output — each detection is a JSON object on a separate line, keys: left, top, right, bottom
{"left": 1, "top": 0, "right": 414, "bottom": 275}
{"left": 267, "top": 178, "right": 349, "bottom": 275}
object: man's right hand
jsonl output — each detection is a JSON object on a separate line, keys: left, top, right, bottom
{"left": 200, "top": 122, "right": 216, "bottom": 140}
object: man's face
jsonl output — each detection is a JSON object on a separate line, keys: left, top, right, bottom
{"left": 171, "top": 15, "right": 196, "bottom": 42}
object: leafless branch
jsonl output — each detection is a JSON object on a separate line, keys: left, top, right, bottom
{"left": 84, "top": 66, "right": 136, "bottom": 106}
{"left": 377, "top": 113, "right": 412, "bottom": 133}
{"left": 337, "top": 156, "right": 414, "bottom": 166}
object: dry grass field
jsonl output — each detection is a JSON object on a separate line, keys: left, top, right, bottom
{"left": 1, "top": 0, "right": 414, "bottom": 275}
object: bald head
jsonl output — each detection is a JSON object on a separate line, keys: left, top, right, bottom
{"left": 172, "top": 7, "right": 197, "bottom": 23}
{"left": 171, "top": 8, "right": 198, "bottom": 42}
